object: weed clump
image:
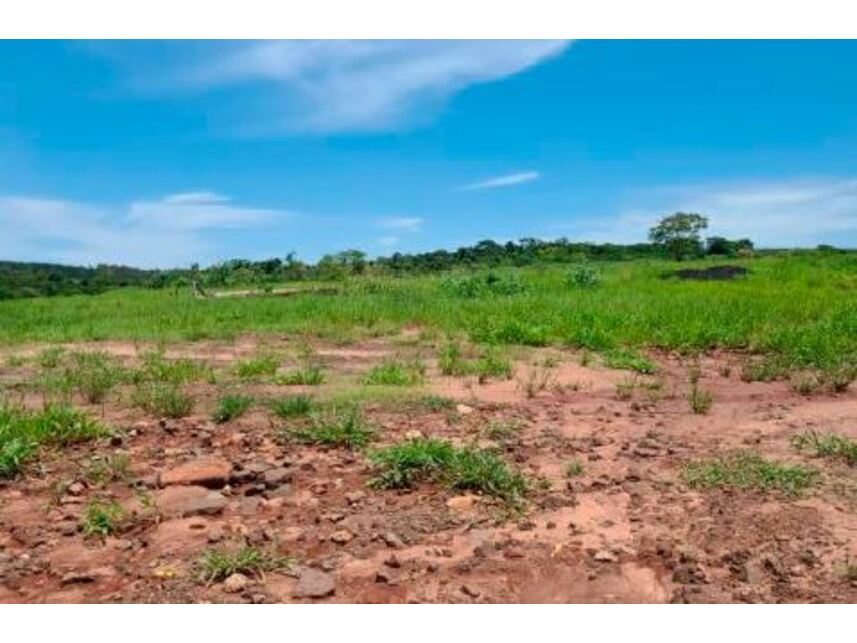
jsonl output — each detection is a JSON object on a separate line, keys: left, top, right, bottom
{"left": 233, "top": 356, "right": 279, "bottom": 379}
{"left": 363, "top": 358, "right": 425, "bottom": 386}
{"left": 136, "top": 350, "right": 211, "bottom": 384}
{"left": 68, "top": 351, "right": 125, "bottom": 403}
{"left": 276, "top": 365, "right": 325, "bottom": 386}
{"left": 285, "top": 406, "right": 374, "bottom": 449}
{"left": 212, "top": 393, "right": 253, "bottom": 424}
{"left": 603, "top": 349, "right": 657, "bottom": 375}
{"left": 197, "top": 546, "right": 294, "bottom": 583}
{"left": 369, "top": 438, "right": 529, "bottom": 504}
{"left": 269, "top": 394, "right": 314, "bottom": 419}
{"left": 792, "top": 431, "right": 857, "bottom": 467}
{"left": 81, "top": 499, "right": 127, "bottom": 537}
{"left": 566, "top": 264, "right": 600, "bottom": 288}
{"left": 1, "top": 404, "right": 109, "bottom": 478}
{"left": 442, "top": 272, "right": 527, "bottom": 298}
{"left": 85, "top": 453, "right": 132, "bottom": 485}
{"left": 132, "top": 382, "right": 194, "bottom": 418}
{"left": 683, "top": 451, "right": 818, "bottom": 496}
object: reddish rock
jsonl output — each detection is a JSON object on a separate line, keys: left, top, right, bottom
{"left": 159, "top": 458, "right": 232, "bottom": 488}
{"left": 155, "top": 486, "right": 227, "bottom": 518}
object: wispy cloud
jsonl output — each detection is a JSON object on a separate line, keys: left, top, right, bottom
{"left": 557, "top": 177, "right": 857, "bottom": 247}
{"left": 377, "top": 236, "right": 401, "bottom": 248}
{"left": 376, "top": 216, "right": 423, "bottom": 232}
{"left": 462, "top": 170, "right": 541, "bottom": 191}
{"left": 96, "top": 40, "right": 570, "bottom": 134}
{"left": 0, "top": 192, "right": 291, "bottom": 267}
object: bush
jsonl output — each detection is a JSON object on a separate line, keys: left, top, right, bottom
{"left": 566, "top": 264, "right": 600, "bottom": 288}
{"left": 441, "top": 272, "right": 528, "bottom": 298}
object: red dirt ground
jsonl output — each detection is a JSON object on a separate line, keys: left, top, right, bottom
{"left": 1, "top": 337, "right": 855, "bottom": 603}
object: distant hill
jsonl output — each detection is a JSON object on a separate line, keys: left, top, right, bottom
{"left": 0, "top": 261, "right": 167, "bottom": 300}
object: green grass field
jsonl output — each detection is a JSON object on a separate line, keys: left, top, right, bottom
{"left": 2, "top": 253, "right": 856, "bottom": 376}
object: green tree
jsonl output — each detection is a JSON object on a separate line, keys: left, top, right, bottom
{"left": 648, "top": 212, "right": 709, "bottom": 260}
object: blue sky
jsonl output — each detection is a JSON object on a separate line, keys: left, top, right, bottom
{"left": 1, "top": 39, "right": 856, "bottom": 267}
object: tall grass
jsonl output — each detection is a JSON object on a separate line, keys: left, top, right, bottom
{"left": 1, "top": 254, "right": 855, "bottom": 375}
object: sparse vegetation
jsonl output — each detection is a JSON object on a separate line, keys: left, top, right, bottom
{"left": 68, "top": 351, "right": 125, "bottom": 403}
{"left": 792, "top": 431, "right": 857, "bottom": 466}
{"left": 233, "top": 355, "right": 279, "bottom": 379}
{"left": 286, "top": 406, "right": 375, "bottom": 449}
{"left": 212, "top": 393, "right": 253, "bottom": 424}
{"left": 603, "top": 349, "right": 657, "bottom": 375}
{"left": 81, "top": 499, "right": 127, "bottom": 537}
{"left": 369, "top": 438, "right": 529, "bottom": 504}
{"left": 276, "top": 365, "right": 325, "bottom": 386}
{"left": 269, "top": 394, "right": 314, "bottom": 419}
{"left": 132, "top": 382, "right": 195, "bottom": 418}
{"left": 683, "top": 451, "right": 819, "bottom": 496}
{"left": 565, "top": 459, "right": 584, "bottom": 477}
{"left": 0, "top": 404, "right": 109, "bottom": 478}
{"left": 196, "top": 546, "right": 294, "bottom": 583}
{"left": 85, "top": 453, "right": 132, "bottom": 485}
{"left": 516, "top": 364, "right": 555, "bottom": 398}
{"left": 363, "top": 358, "right": 425, "bottom": 386}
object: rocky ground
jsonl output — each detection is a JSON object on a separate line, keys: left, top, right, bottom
{"left": 1, "top": 335, "right": 856, "bottom": 603}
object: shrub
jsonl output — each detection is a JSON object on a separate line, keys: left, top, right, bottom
{"left": 566, "top": 264, "right": 600, "bottom": 288}
{"left": 441, "top": 272, "right": 527, "bottom": 298}
{"left": 132, "top": 382, "right": 194, "bottom": 418}
{"left": 212, "top": 394, "right": 253, "bottom": 424}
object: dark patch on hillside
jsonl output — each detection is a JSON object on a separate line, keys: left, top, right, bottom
{"left": 668, "top": 265, "right": 749, "bottom": 281}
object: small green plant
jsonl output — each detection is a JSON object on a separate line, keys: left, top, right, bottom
{"left": 197, "top": 546, "right": 294, "bottom": 583}
{"left": 369, "top": 438, "right": 529, "bottom": 504}
{"left": 792, "top": 431, "right": 857, "bottom": 466}
{"left": 683, "top": 451, "right": 818, "bottom": 496}
{"left": 85, "top": 453, "right": 132, "bottom": 485}
{"left": 270, "top": 394, "right": 314, "bottom": 419}
{"left": 82, "top": 499, "right": 127, "bottom": 537}
{"left": 475, "top": 348, "right": 514, "bottom": 382}
{"left": 132, "top": 382, "right": 195, "bottom": 418}
{"left": 233, "top": 355, "right": 279, "bottom": 379}
{"left": 615, "top": 375, "right": 637, "bottom": 400}
{"left": 565, "top": 459, "right": 584, "bottom": 477}
{"left": 603, "top": 349, "right": 657, "bottom": 375}
{"left": 5, "top": 355, "right": 27, "bottom": 367}
{"left": 363, "top": 358, "right": 425, "bottom": 386}
{"left": 212, "top": 393, "right": 253, "bottom": 424}
{"left": 414, "top": 395, "right": 456, "bottom": 411}
{"left": 286, "top": 406, "right": 375, "bottom": 449}
{"left": 276, "top": 365, "right": 325, "bottom": 386}
{"left": 566, "top": 264, "right": 600, "bottom": 288}
{"left": 579, "top": 350, "right": 592, "bottom": 367}
{"left": 68, "top": 351, "right": 124, "bottom": 404}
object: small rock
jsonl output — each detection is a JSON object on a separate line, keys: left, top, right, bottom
{"left": 460, "top": 584, "right": 480, "bottom": 598}
{"left": 293, "top": 568, "right": 335, "bottom": 599}
{"left": 155, "top": 486, "right": 227, "bottom": 518}
{"left": 67, "top": 482, "right": 86, "bottom": 496}
{"left": 456, "top": 404, "right": 474, "bottom": 415}
{"left": 345, "top": 490, "right": 367, "bottom": 505}
{"left": 446, "top": 495, "right": 477, "bottom": 512}
{"left": 61, "top": 571, "right": 96, "bottom": 585}
{"left": 262, "top": 467, "right": 292, "bottom": 488}
{"left": 375, "top": 569, "right": 398, "bottom": 585}
{"left": 330, "top": 530, "right": 353, "bottom": 545}
{"left": 381, "top": 532, "right": 405, "bottom": 548}
{"left": 223, "top": 573, "right": 249, "bottom": 593}
{"left": 593, "top": 549, "right": 618, "bottom": 563}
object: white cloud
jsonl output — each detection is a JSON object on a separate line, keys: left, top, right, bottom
{"left": 558, "top": 177, "right": 857, "bottom": 247}
{"left": 462, "top": 170, "right": 540, "bottom": 191}
{"left": 103, "top": 40, "right": 570, "bottom": 134}
{"left": 376, "top": 216, "right": 423, "bottom": 232}
{"left": 0, "top": 192, "right": 290, "bottom": 267}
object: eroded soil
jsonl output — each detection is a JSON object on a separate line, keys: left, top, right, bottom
{"left": 1, "top": 336, "right": 856, "bottom": 603}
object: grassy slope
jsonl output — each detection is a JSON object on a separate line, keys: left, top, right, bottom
{"left": 1, "top": 253, "right": 856, "bottom": 372}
